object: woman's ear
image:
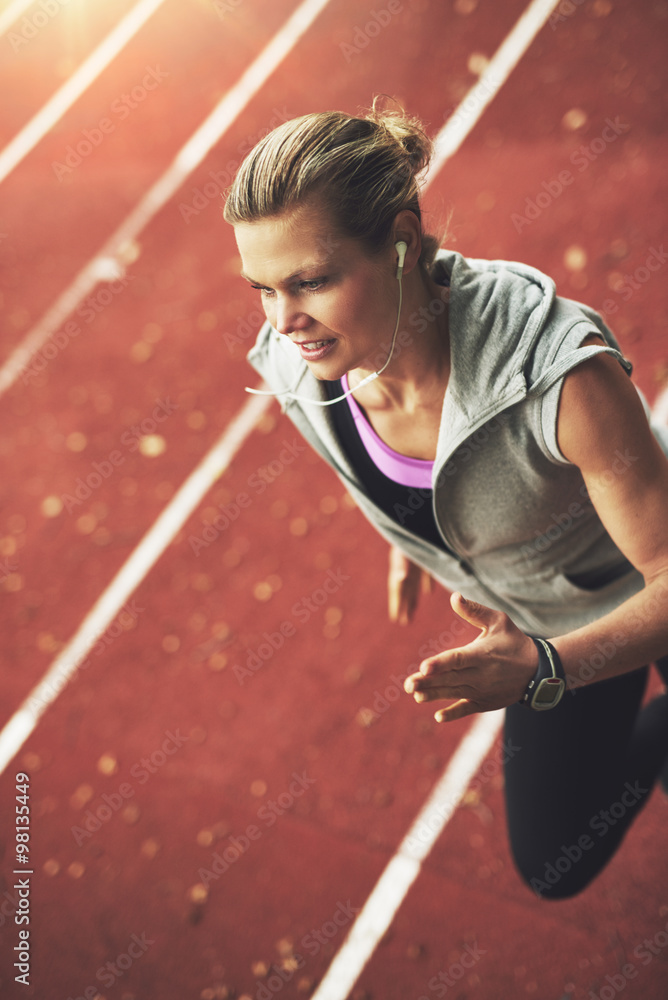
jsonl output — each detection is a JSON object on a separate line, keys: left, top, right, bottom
{"left": 392, "top": 209, "right": 422, "bottom": 275}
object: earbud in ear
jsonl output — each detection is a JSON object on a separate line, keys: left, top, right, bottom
{"left": 395, "top": 241, "right": 408, "bottom": 278}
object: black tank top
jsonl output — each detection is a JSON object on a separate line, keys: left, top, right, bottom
{"left": 323, "top": 378, "right": 450, "bottom": 552}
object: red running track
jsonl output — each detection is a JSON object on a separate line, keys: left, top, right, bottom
{"left": 0, "top": 0, "right": 667, "bottom": 998}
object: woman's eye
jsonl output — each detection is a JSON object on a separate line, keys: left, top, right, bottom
{"left": 249, "top": 279, "right": 326, "bottom": 296}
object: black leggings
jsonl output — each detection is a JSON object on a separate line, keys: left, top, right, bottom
{"left": 503, "top": 659, "right": 668, "bottom": 899}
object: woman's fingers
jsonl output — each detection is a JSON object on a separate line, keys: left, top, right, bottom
{"left": 406, "top": 662, "right": 469, "bottom": 701}
{"left": 404, "top": 644, "right": 467, "bottom": 693}
{"left": 387, "top": 545, "right": 406, "bottom": 622}
{"left": 402, "top": 601, "right": 540, "bottom": 720}
{"left": 388, "top": 572, "right": 414, "bottom": 624}
{"left": 434, "top": 699, "right": 477, "bottom": 723}
{"left": 387, "top": 546, "right": 430, "bottom": 624}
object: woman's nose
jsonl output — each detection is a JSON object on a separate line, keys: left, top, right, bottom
{"left": 273, "top": 295, "right": 310, "bottom": 336}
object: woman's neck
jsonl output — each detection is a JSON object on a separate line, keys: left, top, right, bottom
{"left": 350, "top": 266, "right": 450, "bottom": 413}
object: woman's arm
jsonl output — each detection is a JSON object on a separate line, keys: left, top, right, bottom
{"left": 404, "top": 345, "right": 668, "bottom": 722}
{"left": 548, "top": 344, "right": 668, "bottom": 678}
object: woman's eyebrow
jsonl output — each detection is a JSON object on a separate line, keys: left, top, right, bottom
{"left": 241, "top": 258, "right": 334, "bottom": 286}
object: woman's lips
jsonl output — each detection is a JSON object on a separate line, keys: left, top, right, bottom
{"left": 295, "top": 339, "right": 336, "bottom": 361}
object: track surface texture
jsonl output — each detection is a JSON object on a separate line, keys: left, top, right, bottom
{"left": 0, "top": 1, "right": 667, "bottom": 999}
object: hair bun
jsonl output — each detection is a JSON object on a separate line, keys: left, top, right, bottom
{"left": 365, "top": 95, "right": 432, "bottom": 177}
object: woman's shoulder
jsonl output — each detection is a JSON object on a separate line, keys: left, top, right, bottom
{"left": 434, "top": 250, "right": 634, "bottom": 425}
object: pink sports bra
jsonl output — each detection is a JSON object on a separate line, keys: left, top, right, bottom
{"left": 341, "top": 373, "right": 434, "bottom": 488}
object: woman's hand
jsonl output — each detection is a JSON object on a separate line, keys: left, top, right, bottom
{"left": 387, "top": 545, "right": 431, "bottom": 625}
{"left": 404, "top": 592, "right": 539, "bottom": 722}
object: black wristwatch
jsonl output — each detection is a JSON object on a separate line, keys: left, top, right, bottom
{"left": 520, "top": 637, "right": 566, "bottom": 711}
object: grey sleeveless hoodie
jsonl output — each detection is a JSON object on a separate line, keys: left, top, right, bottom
{"left": 246, "top": 249, "right": 667, "bottom": 638}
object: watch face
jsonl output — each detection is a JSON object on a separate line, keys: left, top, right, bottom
{"left": 532, "top": 677, "right": 565, "bottom": 710}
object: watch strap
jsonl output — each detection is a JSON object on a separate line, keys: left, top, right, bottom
{"left": 520, "top": 637, "right": 566, "bottom": 710}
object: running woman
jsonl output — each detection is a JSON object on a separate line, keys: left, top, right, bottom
{"left": 223, "top": 101, "right": 668, "bottom": 898}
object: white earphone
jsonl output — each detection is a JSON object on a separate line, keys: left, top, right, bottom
{"left": 245, "top": 240, "right": 409, "bottom": 407}
{"left": 395, "top": 239, "right": 407, "bottom": 277}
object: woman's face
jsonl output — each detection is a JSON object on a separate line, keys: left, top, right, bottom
{"left": 233, "top": 200, "right": 400, "bottom": 380}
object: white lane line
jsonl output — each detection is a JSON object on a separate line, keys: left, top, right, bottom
{"left": 0, "top": 0, "right": 335, "bottom": 399}
{"left": 311, "top": 711, "right": 504, "bottom": 1000}
{"left": 0, "top": 0, "right": 168, "bottom": 184}
{"left": 0, "top": 389, "right": 272, "bottom": 775}
{"left": 0, "top": 0, "right": 35, "bottom": 39}
{"left": 427, "top": 0, "right": 560, "bottom": 180}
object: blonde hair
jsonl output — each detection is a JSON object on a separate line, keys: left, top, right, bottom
{"left": 223, "top": 98, "right": 445, "bottom": 270}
